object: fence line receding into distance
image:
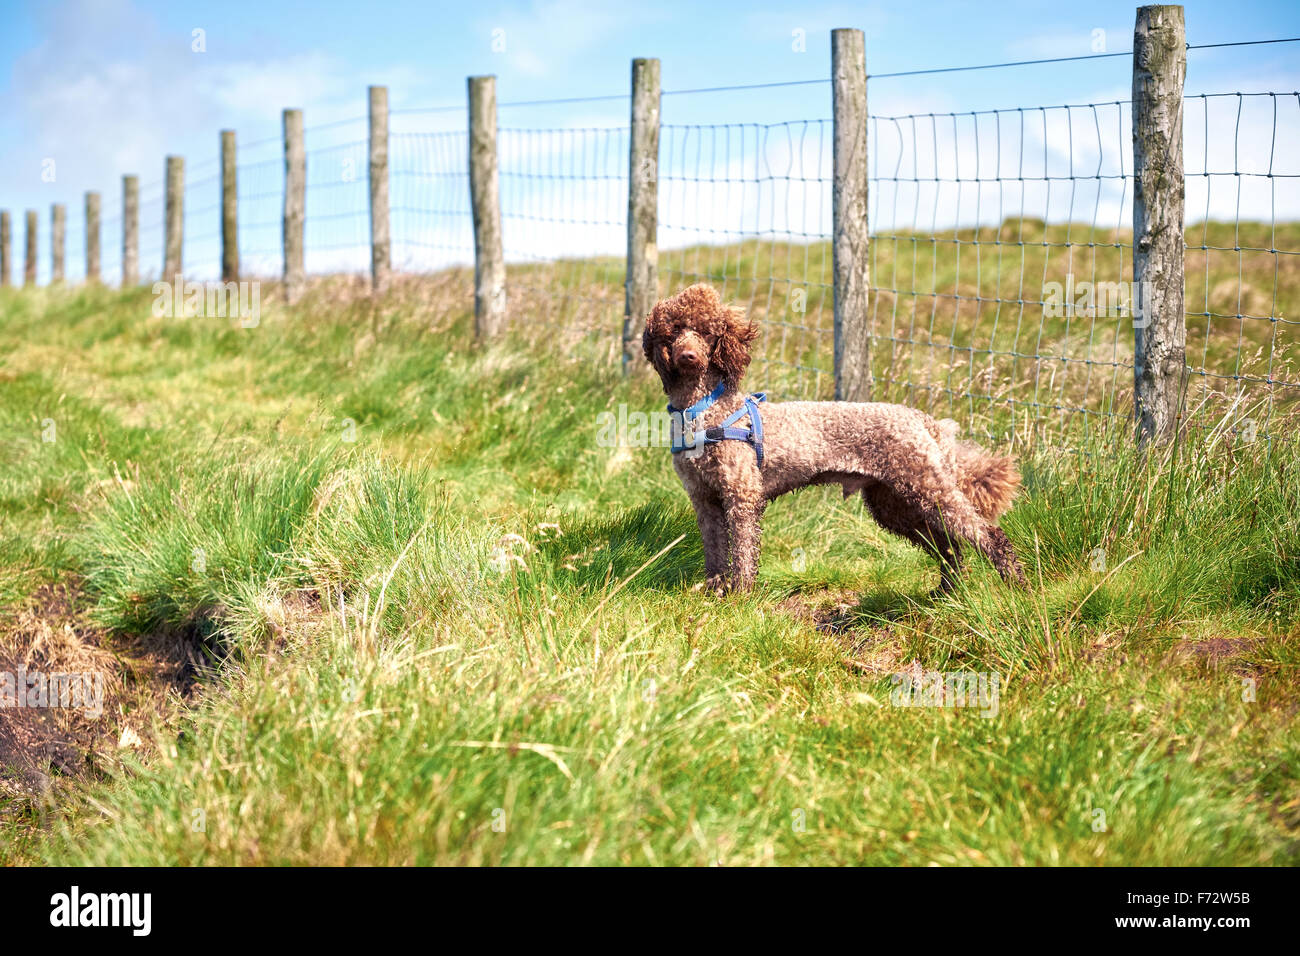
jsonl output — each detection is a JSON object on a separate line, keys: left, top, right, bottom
{"left": 3, "top": 4, "right": 1297, "bottom": 447}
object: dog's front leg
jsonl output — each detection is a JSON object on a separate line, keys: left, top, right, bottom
{"left": 723, "top": 496, "right": 764, "bottom": 592}
{"left": 691, "top": 494, "right": 729, "bottom": 593}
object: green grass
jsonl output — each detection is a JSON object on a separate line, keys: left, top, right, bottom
{"left": 0, "top": 257, "right": 1296, "bottom": 866}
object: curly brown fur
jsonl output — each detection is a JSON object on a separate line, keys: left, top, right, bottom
{"left": 643, "top": 283, "right": 1026, "bottom": 595}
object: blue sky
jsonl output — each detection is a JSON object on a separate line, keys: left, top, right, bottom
{"left": 2, "top": 0, "right": 1298, "bottom": 282}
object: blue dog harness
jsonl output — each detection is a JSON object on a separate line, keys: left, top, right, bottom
{"left": 667, "top": 381, "right": 767, "bottom": 466}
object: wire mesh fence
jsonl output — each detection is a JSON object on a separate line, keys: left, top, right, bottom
{"left": 866, "top": 100, "right": 1136, "bottom": 439}
{"left": 100, "top": 194, "right": 123, "bottom": 285}
{"left": 14, "top": 34, "right": 1298, "bottom": 445}
{"left": 303, "top": 118, "right": 370, "bottom": 275}
{"left": 498, "top": 124, "right": 627, "bottom": 343}
{"left": 862, "top": 89, "right": 1299, "bottom": 444}
{"left": 184, "top": 157, "right": 221, "bottom": 282}
{"left": 136, "top": 179, "right": 164, "bottom": 284}
{"left": 61, "top": 208, "right": 85, "bottom": 286}
{"left": 1184, "top": 91, "right": 1300, "bottom": 441}
{"left": 660, "top": 120, "right": 834, "bottom": 399}
{"left": 391, "top": 127, "right": 473, "bottom": 274}
{"left": 236, "top": 134, "right": 285, "bottom": 279}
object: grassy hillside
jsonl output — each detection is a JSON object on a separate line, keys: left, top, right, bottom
{"left": 0, "top": 264, "right": 1296, "bottom": 866}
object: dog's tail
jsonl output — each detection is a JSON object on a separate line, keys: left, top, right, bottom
{"left": 934, "top": 419, "right": 1021, "bottom": 521}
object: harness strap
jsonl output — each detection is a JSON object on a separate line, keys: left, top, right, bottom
{"left": 748, "top": 394, "right": 765, "bottom": 466}
{"left": 667, "top": 381, "right": 726, "bottom": 418}
{"left": 671, "top": 391, "right": 766, "bottom": 466}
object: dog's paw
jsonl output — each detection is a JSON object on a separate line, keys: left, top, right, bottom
{"left": 698, "top": 575, "right": 729, "bottom": 597}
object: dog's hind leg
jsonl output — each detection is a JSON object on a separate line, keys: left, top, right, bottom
{"left": 862, "top": 483, "right": 962, "bottom": 591}
{"left": 906, "top": 470, "right": 1025, "bottom": 587}
{"left": 932, "top": 535, "right": 964, "bottom": 593}
{"left": 983, "top": 526, "right": 1026, "bottom": 586}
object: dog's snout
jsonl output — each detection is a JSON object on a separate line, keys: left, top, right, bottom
{"left": 671, "top": 333, "right": 708, "bottom": 371}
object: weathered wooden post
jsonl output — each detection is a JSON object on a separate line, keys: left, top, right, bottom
{"left": 123, "top": 175, "right": 139, "bottom": 287}
{"left": 283, "top": 108, "right": 305, "bottom": 303}
{"left": 164, "top": 156, "right": 184, "bottom": 280}
{"left": 85, "top": 191, "right": 101, "bottom": 284}
{"left": 832, "top": 28, "right": 871, "bottom": 402}
{"left": 24, "top": 210, "right": 36, "bottom": 286}
{"left": 0, "top": 211, "right": 10, "bottom": 287}
{"left": 1132, "top": 4, "right": 1187, "bottom": 446}
{"left": 221, "top": 130, "right": 239, "bottom": 282}
{"left": 623, "top": 57, "right": 660, "bottom": 373}
{"left": 369, "top": 85, "right": 390, "bottom": 295}
{"left": 51, "top": 203, "right": 66, "bottom": 284}
{"left": 468, "top": 75, "right": 505, "bottom": 339}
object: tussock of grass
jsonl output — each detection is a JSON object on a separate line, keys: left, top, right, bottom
{"left": 0, "top": 267, "right": 1296, "bottom": 866}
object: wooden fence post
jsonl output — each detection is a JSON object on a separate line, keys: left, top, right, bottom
{"left": 164, "top": 156, "right": 184, "bottom": 280}
{"left": 221, "top": 130, "right": 239, "bottom": 282}
{"left": 0, "top": 211, "right": 9, "bottom": 287}
{"left": 369, "top": 85, "right": 390, "bottom": 295}
{"left": 832, "top": 28, "right": 870, "bottom": 402}
{"left": 24, "top": 210, "right": 36, "bottom": 286}
{"left": 623, "top": 57, "right": 660, "bottom": 373}
{"left": 123, "top": 175, "right": 139, "bottom": 287}
{"left": 468, "top": 75, "right": 505, "bottom": 339}
{"left": 51, "top": 203, "right": 66, "bottom": 284}
{"left": 283, "top": 108, "right": 305, "bottom": 303}
{"left": 85, "top": 191, "right": 100, "bottom": 284}
{"left": 1132, "top": 4, "right": 1186, "bottom": 446}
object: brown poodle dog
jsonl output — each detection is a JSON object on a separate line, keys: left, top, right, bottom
{"left": 643, "top": 283, "right": 1026, "bottom": 594}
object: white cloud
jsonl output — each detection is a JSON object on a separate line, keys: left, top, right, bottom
{"left": 741, "top": 3, "right": 891, "bottom": 50}
{"left": 8, "top": 0, "right": 411, "bottom": 213}
{"left": 479, "top": 0, "right": 662, "bottom": 79}
{"left": 1004, "top": 25, "right": 1129, "bottom": 60}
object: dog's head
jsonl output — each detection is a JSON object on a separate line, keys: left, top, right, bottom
{"left": 642, "top": 284, "right": 759, "bottom": 392}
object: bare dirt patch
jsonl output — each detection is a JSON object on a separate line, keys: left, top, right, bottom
{"left": 777, "top": 588, "right": 908, "bottom": 675}
{"left": 1173, "top": 635, "right": 1264, "bottom": 666}
{"left": 0, "top": 582, "right": 198, "bottom": 804}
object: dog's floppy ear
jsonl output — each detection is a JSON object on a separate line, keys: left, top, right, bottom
{"left": 642, "top": 301, "right": 670, "bottom": 375}
{"left": 711, "top": 304, "right": 760, "bottom": 385}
